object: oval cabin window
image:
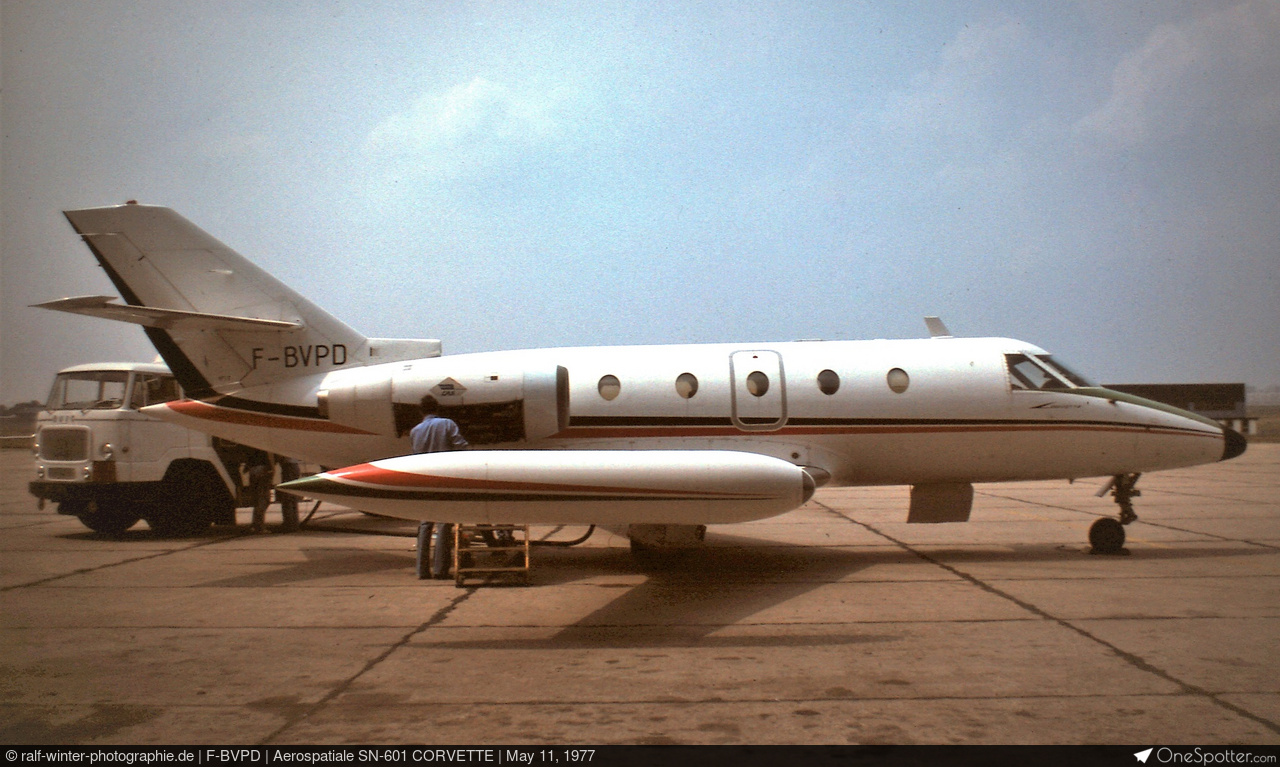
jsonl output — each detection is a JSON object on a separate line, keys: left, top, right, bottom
{"left": 675, "top": 373, "right": 699, "bottom": 399}
{"left": 598, "top": 375, "right": 621, "bottom": 401}
{"left": 746, "top": 371, "right": 770, "bottom": 397}
{"left": 886, "top": 368, "right": 910, "bottom": 394}
{"left": 817, "top": 369, "right": 840, "bottom": 395}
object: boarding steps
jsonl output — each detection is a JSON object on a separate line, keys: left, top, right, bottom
{"left": 452, "top": 524, "right": 530, "bottom": 587}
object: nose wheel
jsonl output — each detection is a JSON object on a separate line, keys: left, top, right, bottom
{"left": 1090, "top": 473, "right": 1141, "bottom": 554}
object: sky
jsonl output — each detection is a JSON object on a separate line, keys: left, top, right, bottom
{"left": 3, "top": 1, "right": 1278, "bottom": 404}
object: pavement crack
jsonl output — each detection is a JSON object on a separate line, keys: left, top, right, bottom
{"left": 259, "top": 587, "right": 476, "bottom": 744}
{"left": 813, "top": 500, "right": 1280, "bottom": 737}
{"left": 0, "top": 534, "right": 239, "bottom": 592}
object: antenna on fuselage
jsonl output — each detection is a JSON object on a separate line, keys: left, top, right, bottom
{"left": 924, "top": 316, "right": 953, "bottom": 339}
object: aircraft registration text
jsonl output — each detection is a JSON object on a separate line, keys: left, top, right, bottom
{"left": 251, "top": 345, "right": 349, "bottom": 369}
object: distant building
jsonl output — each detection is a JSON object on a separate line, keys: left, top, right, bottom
{"left": 0, "top": 401, "right": 42, "bottom": 447}
{"left": 1105, "top": 383, "right": 1257, "bottom": 436}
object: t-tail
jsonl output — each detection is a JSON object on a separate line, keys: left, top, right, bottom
{"left": 37, "top": 203, "right": 440, "bottom": 402}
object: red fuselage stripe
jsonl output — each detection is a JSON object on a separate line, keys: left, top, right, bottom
{"left": 166, "top": 400, "right": 376, "bottom": 435}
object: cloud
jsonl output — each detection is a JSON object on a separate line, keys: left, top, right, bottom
{"left": 1076, "top": 1, "right": 1280, "bottom": 146}
{"left": 363, "top": 77, "right": 584, "bottom": 183}
{"left": 874, "top": 18, "right": 1034, "bottom": 142}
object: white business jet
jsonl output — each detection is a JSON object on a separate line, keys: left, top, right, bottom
{"left": 37, "top": 203, "right": 1246, "bottom": 555}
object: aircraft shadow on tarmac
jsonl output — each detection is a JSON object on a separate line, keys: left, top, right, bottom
{"left": 67, "top": 523, "right": 1274, "bottom": 649}
{"left": 434, "top": 533, "right": 1279, "bottom": 650}
{"left": 196, "top": 548, "right": 421, "bottom": 587}
{"left": 194, "top": 527, "right": 1277, "bottom": 650}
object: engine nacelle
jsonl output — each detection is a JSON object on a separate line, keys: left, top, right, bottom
{"left": 317, "top": 374, "right": 394, "bottom": 436}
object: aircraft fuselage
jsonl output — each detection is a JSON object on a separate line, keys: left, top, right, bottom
{"left": 149, "top": 336, "right": 1230, "bottom": 488}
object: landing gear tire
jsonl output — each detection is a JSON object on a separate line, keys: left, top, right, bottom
{"left": 430, "top": 523, "right": 454, "bottom": 580}
{"left": 416, "top": 522, "right": 433, "bottom": 580}
{"left": 1090, "top": 472, "right": 1141, "bottom": 554}
{"left": 76, "top": 501, "right": 141, "bottom": 535}
{"left": 1089, "top": 517, "right": 1126, "bottom": 555}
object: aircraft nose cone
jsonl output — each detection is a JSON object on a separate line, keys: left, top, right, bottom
{"left": 1221, "top": 427, "right": 1247, "bottom": 461}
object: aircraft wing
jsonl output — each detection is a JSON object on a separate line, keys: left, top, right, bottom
{"left": 32, "top": 295, "right": 303, "bottom": 332}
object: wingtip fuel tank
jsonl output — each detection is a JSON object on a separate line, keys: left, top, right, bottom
{"left": 280, "top": 450, "right": 816, "bottom": 525}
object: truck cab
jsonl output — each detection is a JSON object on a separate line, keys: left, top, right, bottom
{"left": 30, "top": 362, "right": 252, "bottom": 534}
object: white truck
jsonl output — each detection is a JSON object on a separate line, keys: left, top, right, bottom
{"left": 29, "top": 362, "right": 262, "bottom": 535}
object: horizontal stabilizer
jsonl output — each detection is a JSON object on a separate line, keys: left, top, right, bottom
{"left": 32, "top": 295, "right": 304, "bottom": 332}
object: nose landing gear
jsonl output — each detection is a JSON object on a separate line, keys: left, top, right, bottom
{"left": 1090, "top": 473, "right": 1141, "bottom": 554}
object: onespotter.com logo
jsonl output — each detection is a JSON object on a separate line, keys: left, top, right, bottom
{"left": 1136, "top": 748, "right": 1277, "bottom": 764}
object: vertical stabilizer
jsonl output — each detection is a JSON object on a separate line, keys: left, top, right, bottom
{"left": 59, "top": 204, "right": 423, "bottom": 398}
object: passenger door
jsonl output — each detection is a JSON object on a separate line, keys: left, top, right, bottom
{"left": 730, "top": 350, "right": 786, "bottom": 431}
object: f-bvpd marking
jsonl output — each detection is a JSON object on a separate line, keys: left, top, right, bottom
{"left": 252, "top": 344, "right": 348, "bottom": 369}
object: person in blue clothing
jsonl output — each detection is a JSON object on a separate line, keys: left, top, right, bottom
{"left": 410, "top": 395, "right": 469, "bottom": 454}
{"left": 410, "top": 395, "right": 468, "bottom": 579}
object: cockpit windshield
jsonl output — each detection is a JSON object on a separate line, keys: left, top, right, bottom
{"left": 1005, "top": 354, "right": 1094, "bottom": 391}
{"left": 1036, "top": 355, "right": 1092, "bottom": 387}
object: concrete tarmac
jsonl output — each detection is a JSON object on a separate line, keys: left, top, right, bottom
{"left": 2, "top": 446, "right": 1278, "bottom": 745}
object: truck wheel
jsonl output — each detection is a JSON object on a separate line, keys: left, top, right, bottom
{"left": 79, "top": 500, "right": 141, "bottom": 535}
{"left": 149, "top": 464, "right": 225, "bottom": 536}
{"left": 58, "top": 500, "right": 89, "bottom": 517}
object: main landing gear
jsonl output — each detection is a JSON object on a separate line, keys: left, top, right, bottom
{"left": 1090, "top": 473, "right": 1140, "bottom": 554}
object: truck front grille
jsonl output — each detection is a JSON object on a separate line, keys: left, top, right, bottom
{"left": 39, "top": 428, "right": 90, "bottom": 461}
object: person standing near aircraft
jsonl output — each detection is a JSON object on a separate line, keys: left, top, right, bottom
{"left": 247, "top": 449, "right": 273, "bottom": 534}
{"left": 276, "top": 456, "right": 301, "bottom": 533}
{"left": 247, "top": 450, "right": 301, "bottom": 533}
{"left": 410, "top": 395, "right": 469, "bottom": 579}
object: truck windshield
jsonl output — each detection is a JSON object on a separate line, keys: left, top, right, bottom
{"left": 47, "top": 371, "right": 130, "bottom": 410}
